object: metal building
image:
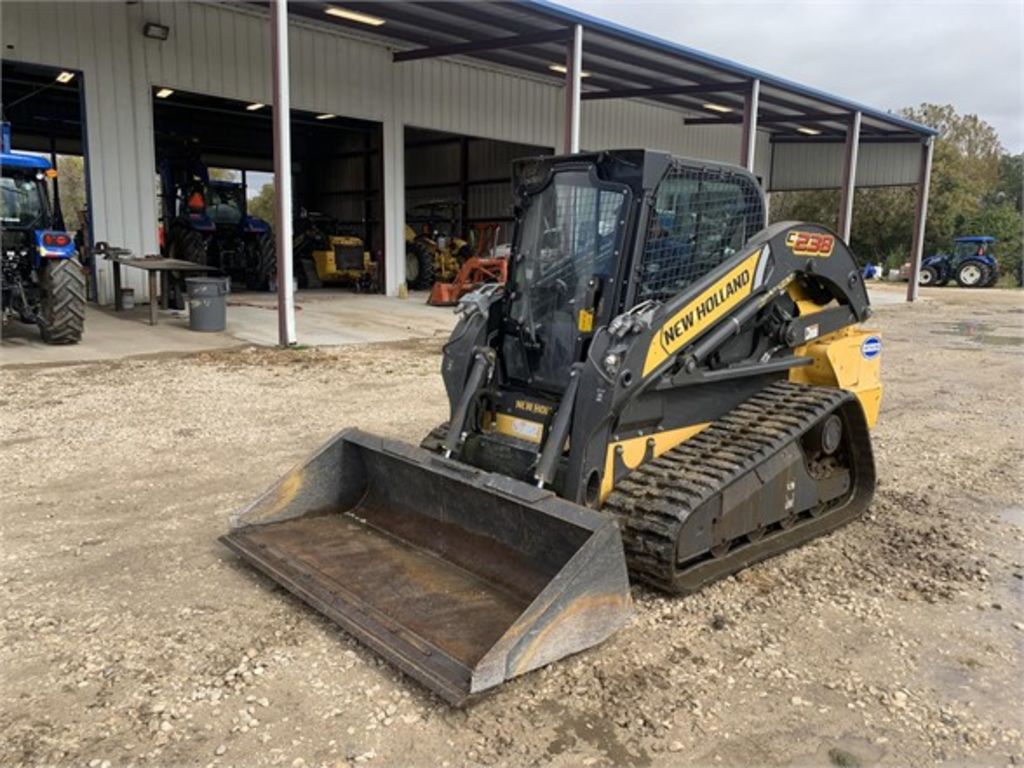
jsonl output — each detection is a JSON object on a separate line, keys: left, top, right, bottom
{"left": 2, "top": 0, "right": 936, "bottom": 342}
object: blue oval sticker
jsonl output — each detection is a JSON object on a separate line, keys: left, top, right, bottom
{"left": 861, "top": 336, "right": 882, "bottom": 360}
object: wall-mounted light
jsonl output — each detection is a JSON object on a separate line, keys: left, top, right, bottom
{"left": 155, "top": 88, "right": 175, "bottom": 99}
{"left": 143, "top": 22, "right": 171, "bottom": 41}
{"left": 315, "top": 113, "right": 337, "bottom": 120}
{"left": 796, "top": 126, "right": 821, "bottom": 135}
{"left": 55, "top": 71, "right": 75, "bottom": 84}
{"left": 246, "top": 103, "right": 265, "bottom": 111}
{"left": 549, "top": 63, "right": 591, "bottom": 77}
{"left": 324, "top": 6, "right": 385, "bottom": 26}
{"left": 701, "top": 102, "right": 732, "bottom": 113}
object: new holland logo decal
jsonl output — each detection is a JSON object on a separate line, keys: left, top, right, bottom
{"left": 643, "top": 250, "right": 762, "bottom": 376}
{"left": 785, "top": 230, "right": 835, "bottom": 258}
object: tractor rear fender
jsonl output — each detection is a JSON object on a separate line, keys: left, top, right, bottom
{"left": 242, "top": 216, "right": 272, "bottom": 235}
{"left": 33, "top": 230, "right": 77, "bottom": 266}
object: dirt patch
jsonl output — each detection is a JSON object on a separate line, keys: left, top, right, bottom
{"left": 1, "top": 289, "right": 1022, "bottom": 767}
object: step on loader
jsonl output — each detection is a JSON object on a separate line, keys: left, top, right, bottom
{"left": 222, "top": 150, "right": 881, "bottom": 705}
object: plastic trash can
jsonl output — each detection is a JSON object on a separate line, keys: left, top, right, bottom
{"left": 185, "top": 276, "right": 229, "bottom": 332}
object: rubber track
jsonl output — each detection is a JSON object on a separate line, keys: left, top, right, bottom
{"left": 604, "top": 381, "right": 857, "bottom": 591}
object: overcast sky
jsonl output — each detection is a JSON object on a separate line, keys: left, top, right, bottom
{"left": 559, "top": 0, "right": 1024, "bottom": 153}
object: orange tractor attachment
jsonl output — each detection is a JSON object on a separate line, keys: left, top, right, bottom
{"left": 428, "top": 223, "right": 508, "bottom": 306}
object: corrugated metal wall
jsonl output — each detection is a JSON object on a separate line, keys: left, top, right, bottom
{"left": 3, "top": 0, "right": 917, "bottom": 302}
{"left": 769, "top": 141, "right": 920, "bottom": 190}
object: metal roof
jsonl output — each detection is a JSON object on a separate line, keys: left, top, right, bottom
{"left": 288, "top": 0, "right": 937, "bottom": 142}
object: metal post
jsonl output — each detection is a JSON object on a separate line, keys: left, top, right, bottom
{"left": 383, "top": 65, "right": 406, "bottom": 296}
{"left": 740, "top": 79, "right": 760, "bottom": 173}
{"left": 271, "top": 0, "right": 296, "bottom": 345}
{"left": 563, "top": 24, "right": 583, "bottom": 154}
{"left": 838, "top": 110, "right": 861, "bottom": 242}
{"left": 906, "top": 137, "right": 934, "bottom": 302}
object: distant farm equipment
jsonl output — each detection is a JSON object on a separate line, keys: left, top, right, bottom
{"left": 906, "top": 236, "right": 1000, "bottom": 288}
{"left": 293, "top": 211, "right": 377, "bottom": 292}
{"left": 158, "top": 143, "right": 275, "bottom": 291}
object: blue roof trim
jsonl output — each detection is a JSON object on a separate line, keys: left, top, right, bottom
{"left": 954, "top": 236, "right": 996, "bottom": 243}
{"left": 1, "top": 153, "right": 52, "bottom": 171}
{"left": 524, "top": 0, "right": 938, "bottom": 137}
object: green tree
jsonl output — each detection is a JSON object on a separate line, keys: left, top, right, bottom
{"left": 994, "top": 153, "right": 1023, "bottom": 211}
{"left": 771, "top": 104, "right": 1022, "bottom": 277}
{"left": 248, "top": 182, "right": 276, "bottom": 225}
{"left": 55, "top": 154, "right": 87, "bottom": 229}
{"left": 208, "top": 167, "right": 241, "bottom": 182}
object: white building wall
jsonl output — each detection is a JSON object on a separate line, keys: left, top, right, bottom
{"left": 5, "top": 0, "right": 898, "bottom": 304}
{"left": 769, "top": 141, "right": 921, "bottom": 191}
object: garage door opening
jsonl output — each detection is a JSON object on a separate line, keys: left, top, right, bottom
{"left": 151, "top": 87, "right": 384, "bottom": 292}
{"left": 2, "top": 59, "right": 90, "bottom": 273}
{"left": 403, "top": 127, "right": 551, "bottom": 293}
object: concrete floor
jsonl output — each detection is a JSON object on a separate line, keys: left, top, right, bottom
{"left": 0, "top": 289, "right": 457, "bottom": 366}
{"left": 1, "top": 282, "right": 925, "bottom": 368}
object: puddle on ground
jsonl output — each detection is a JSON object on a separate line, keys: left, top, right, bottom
{"left": 931, "top": 320, "right": 1024, "bottom": 346}
{"left": 998, "top": 506, "right": 1024, "bottom": 527}
{"left": 544, "top": 708, "right": 646, "bottom": 766}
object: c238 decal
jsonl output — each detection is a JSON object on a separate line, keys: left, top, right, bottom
{"left": 785, "top": 230, "right": 835, "bottom": 258}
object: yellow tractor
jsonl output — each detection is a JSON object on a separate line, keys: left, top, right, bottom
{"left": 404, "top": 199, "right": 474, "bottom": 290}
{"left": 404, "top": 224, "right": 471, "bottom": 290}
{"left": 295, "top": 212, "right": 377, "bottom": 291}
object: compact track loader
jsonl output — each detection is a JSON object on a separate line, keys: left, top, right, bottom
{"left": 223, "top": 150, "right": 881, "bottom": 705}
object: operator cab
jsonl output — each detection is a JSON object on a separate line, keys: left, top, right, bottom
{"left": 206, "top": 182, "right": 246, "bottom": 226}
{"left": 501, "top": 150, "right": 764, "bottom": 394}
{"left": 954, "top": 235, "right": 996, "bottom": 260}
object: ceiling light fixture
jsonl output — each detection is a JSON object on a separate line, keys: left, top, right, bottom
{"left": 246, "top": 102, "right": 265, "bottom": 111}
{"left": 549, "top": 63, "right": 591, "bottom": 77}
{"left": 315, "top": 113, "right": 337, "bottom": 120}
{"left": 143, "top": 22, "right": 171, "bottom": 41}
{"left": 701, "top": 102, "right": 732, "bottom": 113}
{"left": 55, "top": 71, "right": 75, "bottom": 84}
{"left": 324, "top": 6, "right": 386, "bottom": 26}
{"left": 796, "top": 126, "right": 821, "bottom": 135}
{"left": 155, "top": 88, "right": 174, "bottom": 99}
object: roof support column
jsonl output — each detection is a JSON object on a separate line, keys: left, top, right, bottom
{"left": 740, "top": 79, "right": 760, "bottom": 173}
{"left": 906, "top": 136, "right": 934, "bottom": 302}
{"left": 383, "top": 66, "right": 406, "bottom": 297}
{"left": 563, "top": 24, "right": 583, "bottom": 154}
{"left": 837, "top": 110, "right": 861, "bottom": 242}
{"left": 270, "top": 0, "right": 296, "bottom": 345}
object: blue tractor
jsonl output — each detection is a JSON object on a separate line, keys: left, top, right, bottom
{"left": 159, "top": 145, "right": 275, "bottom": 291}
{"left": 918, "top": 236, "right": 1000, "bottom": 288}
{"left": 1, "top": 122, "right": 85, "bottom": 343}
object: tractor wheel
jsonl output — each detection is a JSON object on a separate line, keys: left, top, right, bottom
{"left": 956, "top": 261, "right": 988, "bottom": 288}
{"left": 405, "top": 240, "right": 435, "bottom": 290}
{"left": 918, "top": 266, "right": 939, "bottom": 286}
{"left": 169, "top": 226, "right": 209, "bottom": 265}
{"left": 37, "top": 257, "right": 86, "bottom": 345}
{"left": 250, "top": 234, "right": 277, "bottom": 291}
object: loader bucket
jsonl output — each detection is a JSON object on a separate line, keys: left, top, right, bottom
{"left": 220, "top": 429, "right": 632, "bottom": 706}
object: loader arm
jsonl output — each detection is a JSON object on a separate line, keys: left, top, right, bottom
{"left": 561, "top": 221, "right": 874, "bottom": 505}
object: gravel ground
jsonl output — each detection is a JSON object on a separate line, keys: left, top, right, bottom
{"left": 2, "top": 285, "right": 1022, "bottom": 767}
